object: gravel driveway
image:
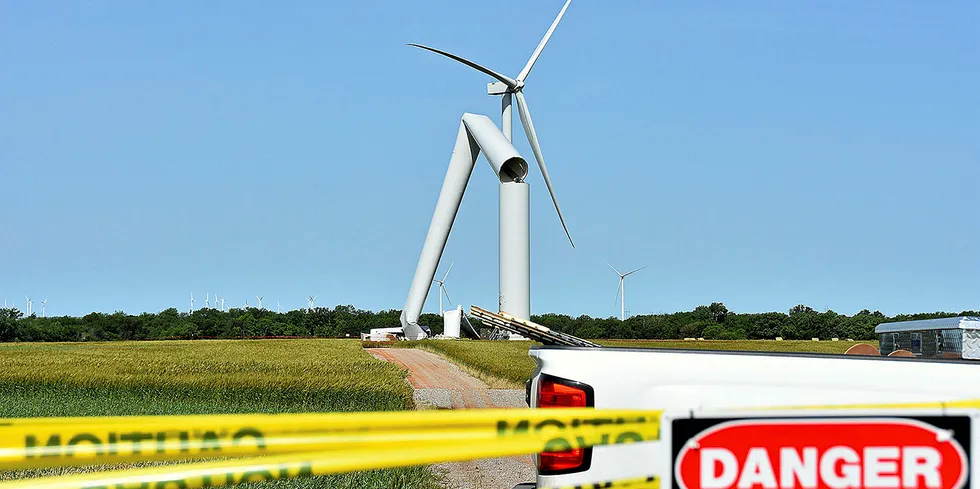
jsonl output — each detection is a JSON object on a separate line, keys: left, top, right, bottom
{"left": 367, "top": 347, "right": 536, "bottom": 489}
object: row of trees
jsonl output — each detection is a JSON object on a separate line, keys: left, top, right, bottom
{"left": 0, "top": 303, "right": 976, "bottom": 343}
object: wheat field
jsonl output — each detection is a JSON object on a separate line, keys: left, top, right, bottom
{"left": 0, "top": 339, "right": 440, "bottom": 489}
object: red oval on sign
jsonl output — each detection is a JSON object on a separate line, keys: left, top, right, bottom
{"left": 674, "top": 418, "right": 967, "bottom": 489}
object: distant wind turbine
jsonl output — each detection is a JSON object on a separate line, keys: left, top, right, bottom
{"left": 277, "top": 300, "right": 281, "bottom": 314}
{"left": 189, "top": 293, "right": 194, "bottom": 313}
{"left": 25, "top": 295, "right": 32, "bottom": 316}
{"left": 307, "top": 295, "right": 317, "bottom": 312}
{"left": 432, "top": 261, "right": 455, "bottom": 316}
{"left": 41, "top": 298, "right": 47, "bottom": 318}
{"left": 221, "top": 296, "right": 226, "bottom": 312}
{"left": 607, "top": 262, "right": 648, "bottom": 321}
{"left": 256, "top": 296, "right": 263, "bottom": 310}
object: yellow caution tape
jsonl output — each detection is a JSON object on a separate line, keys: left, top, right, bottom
{"left": 0, "top": 413, "right": 662, "bottom": 489}
{"left": 0, "top": 408, "right": 662, "bottom": 471}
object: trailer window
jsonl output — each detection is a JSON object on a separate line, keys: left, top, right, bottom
{"left": 911, "top": 332, "right": 922, "bottom": 354}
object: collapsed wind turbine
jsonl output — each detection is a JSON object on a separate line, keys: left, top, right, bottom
{"left": 403, "top": 0, "right": 576, "bottom": 338}
{"left": 608, "top": 263, "right": 647, "bottom": 321}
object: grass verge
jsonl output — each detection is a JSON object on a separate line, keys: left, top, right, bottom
{"left": 393, "top": 340, "right": 536, "bottom": 387}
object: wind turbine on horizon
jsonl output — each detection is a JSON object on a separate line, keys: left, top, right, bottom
{"left": 41, "top": 298, "right": 47, "bottom": 318}
{"left": 402, "top": 0, "right": 576, "bottom": 337}
{"left": 256, "top": 296, "right": 263, "bottom": 310}
{"left": 607, "top": 262, "right": 648, "bottom": 321}
{"left": 189, "top": 293, "right": 194, "bottom": 313}
{"left": 307, "top": 295, "right": 317, "bottom": 312}
{"left": 432, "top": 261, "right": 455, "bottom": 316}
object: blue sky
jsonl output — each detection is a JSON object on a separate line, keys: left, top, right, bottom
{"left": 2, "top": 1, "right": 977, "bottom": 319}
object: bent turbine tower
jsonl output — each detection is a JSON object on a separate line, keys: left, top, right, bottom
{"left": 400, "top": 114, "right": 530, "bottom": 340}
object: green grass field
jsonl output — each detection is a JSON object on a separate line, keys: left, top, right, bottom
{"left": 0, "top": 339, "right": 441, "bottom": 489}
{"left": 396, "top": 339, "right": 880, "bottom": 387}
{"left": 600, "top": 339, "right": 879, "bottom": 353}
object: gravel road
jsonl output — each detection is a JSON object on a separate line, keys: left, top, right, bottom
{"left": 367, "top": 348, "right": 536, "bottom": 489}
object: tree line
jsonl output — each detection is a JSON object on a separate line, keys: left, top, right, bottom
{"left": 0, "top": 303, "right": 976, "bottom": 343}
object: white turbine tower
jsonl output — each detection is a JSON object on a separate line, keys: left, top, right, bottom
{"left": 432, "top": 261, "right": 455, "bottom": 316}
{"left": 607, "top": 263, "right": 647, "bottom": 321}
{"left": 403, "top": 0, "right": 575, "bottom": 336}
{"left": 307, "top": 295, "right": 317, "bottom": 312}
{"left": 221, "top": 296, "right": 226, "bottom": 312}
{"left": 277, "top": 300, "right": 281, "bottom": 314}
{"left": 25, "top": 295, "right": 32, "bottom": 316}
{"left": 189, "top": 293, "right": 194, "bottom": 313}
{"left": 41, "top": 298, "right": 47, "bottom": 318}
{"left": 256, "top": 296, "right": 263, "bottom": 310}
{"left": 205, "top": 293, "right": 210, "bottom": 309}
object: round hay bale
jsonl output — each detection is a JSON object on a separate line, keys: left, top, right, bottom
{"left": 844, "top": 343, "right": 880, "bottom": 356}
{"left": 888, "top": 349, "right": 916, "bottom": 358}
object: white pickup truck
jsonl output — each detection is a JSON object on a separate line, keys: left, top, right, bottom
{"left": 515, "top": 345, "right": 980, "bottom": 489}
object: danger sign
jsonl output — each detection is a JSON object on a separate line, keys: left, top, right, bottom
{"left": 671, "top": 416, "right": 971, "bottom": 489}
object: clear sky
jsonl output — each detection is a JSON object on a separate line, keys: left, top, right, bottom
{"left": 2, "top": 1, "right": 977, "bottom": 319}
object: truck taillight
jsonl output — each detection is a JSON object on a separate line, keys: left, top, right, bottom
{"left": 535, "top": 374, "right": 594, "bottom": 475}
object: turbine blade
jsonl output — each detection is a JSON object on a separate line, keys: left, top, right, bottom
{"left": 624, "top": 265, "right": 649, "bottom": 276}
{"left": 443, "top": 261, "right": 454, "bottom": 281}
{"left": 442, "top": 285, "right": 453, "bottom": 307}
{"left": 515, "top": 91, "right": 574, "bottom": 247}
{"left": 606, "top": 261, "right": 622, "bottom": 276}
{"left": 407, "top": 44, "right": 518, "bottom": 89}
{"left": 517, "top": 0, "right": 573, "bottom": 82}
{"left": 615, "top": 277, "right": 623, "bottom": 306}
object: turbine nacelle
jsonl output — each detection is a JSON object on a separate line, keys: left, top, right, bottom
{"left": 488, "top": 82, "right": 510, "bottom": 96}
{"left": 487, "top": 81, "right": 526, "bottom": 95}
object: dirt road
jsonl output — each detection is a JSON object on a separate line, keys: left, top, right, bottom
{"left": 367, "top": 347, "right": 535, "bottom": 489}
